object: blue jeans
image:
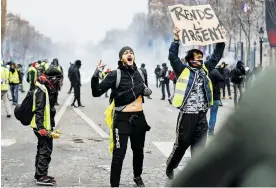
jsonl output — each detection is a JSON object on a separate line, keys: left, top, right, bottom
{"left": 208, "top": 100, "right": 220, "bottom": 132}
{"left": 10, "top": 84, "right": 19, "bottom": 104}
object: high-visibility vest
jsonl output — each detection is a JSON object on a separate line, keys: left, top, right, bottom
{"left": 44, "top": 63, "right": 49, "bottom": 71}
{"left": 9, "top": 70, "right": 20, "bottom": 84}
{"left": 30, "top": 82, "right": 51, "bottom": 131}
{"left": 1, "top": 67, "right": 10, "bottom": 91}
{"left": 28, "top": 66, "right": 37, "bottom": 82}
{"left": 173, "top": 64, "right": 213, "bottom": 108}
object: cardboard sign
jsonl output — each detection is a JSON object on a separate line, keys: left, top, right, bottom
{"left": 168, "top": 4, "right": 227, "bottom": 46}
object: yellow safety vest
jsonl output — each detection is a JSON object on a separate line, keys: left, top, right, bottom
{"left": 28, "top": 66, "right": 37, "bottom": 82}
{"left": 9, "top": 70, "right": 20, "bottom": 84}
{"left": 44, "top": 63, "right": 49, "bottom": 71}
{"left": 1, "top": 67, "right": 10, "bottom": 91}
{"left": 30, "top": 82, "right": 51, "bottom": 131}
{"left": 173, "top": 64, "right": 213, "bottom": 108}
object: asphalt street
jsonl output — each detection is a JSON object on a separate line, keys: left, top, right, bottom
{"left": 1, "top": 80, "right": 235, "bottom": 187}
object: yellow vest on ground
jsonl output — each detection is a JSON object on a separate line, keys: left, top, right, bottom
{"left": 173, "top": 64, "right": 213, "bottom": 108}
{"left": 1, "top": 67, "right": 10, "bottom": 91}
{"left": 9, "top": 70, "right": 20, "bottom": 84}
{"left": 30, "top": 82, "right": 51, "bottom": 131}
{"left": 28, "top": 66, "right": 37, "bottom": 82}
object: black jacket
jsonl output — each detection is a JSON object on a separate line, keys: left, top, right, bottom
{"left": 210, "top": 68, "right": 224, "bottom": 101}
{"left": 34, "top": 87, "right": 56, "bottom": 130}
{"left": 70, "top": 66, "right": 81, "bottom": 86}
{"left": 160, "top": 67, "right": 169, "bottom": 82}
{"left": 223, "top": 68, "right": 231, "bottom": 81}
{"left": 155, "top": 67, "right": 161, "bottom": 77}
{"left": 68, "top": 64, "right": 75, "bottom": 80}
{"left": 231, "top": 67, "right": 246, "bottom": 84}
{"left": 91, "top": 63, "right": 146, "bottom": 107}
{"left": 27, "top": 70, "right": 36, "bottom": 90}
{"left": 140, "top": 67, "right": 148, "bottom": 86}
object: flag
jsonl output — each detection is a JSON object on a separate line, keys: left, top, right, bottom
{"left": 241, "top": 0, "right": 250, "bottom": 12}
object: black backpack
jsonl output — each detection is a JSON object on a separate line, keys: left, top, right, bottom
{"left": 14, "top": 90, "right": 35, "bottom": 126}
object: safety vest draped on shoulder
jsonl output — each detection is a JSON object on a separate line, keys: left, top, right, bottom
{"left": 173, "top": 64, "right": 213, "bottom": 108}
{"left": 30, "top": 82, "right": 52, "bottom": 131}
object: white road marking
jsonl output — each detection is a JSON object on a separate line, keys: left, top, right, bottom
{"left": 55, "top": 94, "right": 74, "bottom": 127}
{"left": 1, "top": 139, "right": 16, "bottom": 147}
{"left": 73, "top": 108, "right": 109, "bottom": 139}
{"left": 78, "top": 177, "right": 81, "bottom": 185}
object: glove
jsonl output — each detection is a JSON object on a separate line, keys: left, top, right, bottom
{"left": 39, "top": 129, "right": 48, "bottom": 136}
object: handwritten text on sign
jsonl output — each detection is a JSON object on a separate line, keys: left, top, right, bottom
{"left": 168, "top": 4, "right": 226, "bottom": 46}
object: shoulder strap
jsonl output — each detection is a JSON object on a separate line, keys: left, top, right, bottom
{"left": 137, "top": 68, "right": 145, "bottom": 82}
{"left": 116, "top": 69, "right": 121, "bottom": 89}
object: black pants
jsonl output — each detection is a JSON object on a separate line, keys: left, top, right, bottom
{"left": 223, "top": 80, "right": 231, "bottom": 97}
{"left": 34, "top": 131, "right": 53, "bottom": 178}
{"left": 72, "top": 85, "right": 81, "bottom": 106}
{"left": 53, "top": 92, "right": 59, "bottom": 104}
{"left": 29, "top": 83, "right": 36, "bottom": 91}
{"left": 156, "top": 77, "right": 160, "bottom": 88}
{"left": 161, "top": 81, "right": 171, "bottom": 99}
{"left": 167, "top": 111, "right": 208, "bottom": 170}
{"left": 69, "top": 82, "right": 73, "bottom": 93}
{"left": 110, "top": 111, "right": 150, "bottom": 187}
{"left": 233, "top": 84, "right": 243, "bottom": 107}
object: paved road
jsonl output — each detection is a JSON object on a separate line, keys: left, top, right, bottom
{"left": 1, "top": 80, "right": 235, "bottom": 187}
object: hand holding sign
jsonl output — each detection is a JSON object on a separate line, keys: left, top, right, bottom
{"left": 168, "top": 4, "right": 227, "bottom": 46}
{"left": 174, "top": 27, "right": 181, "bottom": 40}
{"left": 97, "top": 60, "right": 106, "bottom": 72}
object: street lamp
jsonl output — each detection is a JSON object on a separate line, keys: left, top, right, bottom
{"left": 259, "top": 27, "right": 264, "bottom": 67}
{"left": 253, "top": 41, "right": 256, "bottom": 69}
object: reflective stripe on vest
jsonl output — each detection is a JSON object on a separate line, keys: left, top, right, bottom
{"left": 9, "top": 70, "right": 20, "bottom": 84}
{"left": 28, "top": 67, "right": 37, "bottom": 82}
{"left": 57, "top": 66, "right": 62, "bottom": 72}
{"left": 30, "top": 82, "right": 51, "bottom": 131}
{"left": 172, "top": 64, "right": 213, "bottom": 108}
{"left": 1, "top": 67, "right": 9, "bottom": 91}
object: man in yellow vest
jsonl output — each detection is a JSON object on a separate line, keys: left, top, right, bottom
{"left": 31, "top": 67, "right": 63, "bottom": 186}
{"left": 27, "top": 62, "right": 38, "bottom": 91}
{"left": 1, "top": 61, "right": 12, "bottom": 117}
{"left": 165, "top": 27, "right": 225, "bottom": 179}
{"left": 9, "top": 62, "right": 22, "bottom": 105}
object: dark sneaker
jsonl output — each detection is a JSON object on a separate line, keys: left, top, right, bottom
{"left": 55, "top": 102, "right": 59, "bottom": 106}
{"left": 34, "top": 175, "right": 55, "bottom": 181}
{"left": 166, "top": 168, "right": 174, "bottom": 179}
{"left": 78, "top": 104, "right": 85, "bottom": 107}
{"left": 71, "top": 104, "right": 78, "bottom": 108}
{"left": 133, "top": 176, "right": 145, "bottom": 187}
{"left": 161, "top": 98, "right": 165, "bottom": 100}
{"left": 36, "top": 176, "right": 56, "bottom": 186}
{"left": 168, "top": 99, "right": 172, "bottom": 105}
{"left": 7, "top": 115, "right": 11, "bottom": 118}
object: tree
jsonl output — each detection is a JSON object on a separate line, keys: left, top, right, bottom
{"left": 1, "top": 0, "right": 7, "bottom": 43}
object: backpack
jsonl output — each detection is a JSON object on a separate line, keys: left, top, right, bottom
{"left": 14, "top": 90, "right": 35, "bottom": 126}
{"left": 115, "top": 68, "right": 145, "bottom": 88}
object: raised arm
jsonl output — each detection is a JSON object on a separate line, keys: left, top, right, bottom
{"left": 205, "top": 42, "right": 226, "bottom": 72}
{"left": 168, "top": 27, "right": 187, "bottom": 78}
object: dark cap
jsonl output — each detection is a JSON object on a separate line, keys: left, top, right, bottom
{"left": 119, "top": 46, "right": 134, "bottom": 60}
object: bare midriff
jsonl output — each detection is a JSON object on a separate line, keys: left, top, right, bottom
{"left": 122, "top": 96, "right": 143, "bottom": 112}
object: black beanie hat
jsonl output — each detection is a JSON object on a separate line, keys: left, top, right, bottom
{"left": 119, "top": 46, "right": 134, "bottom": 60}
{"left": 75, "top": 60, "right": 81, "bottom": 66}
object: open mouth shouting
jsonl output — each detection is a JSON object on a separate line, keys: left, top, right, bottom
{"left": 127, "top": 57, "right": 133, "bottom": 62}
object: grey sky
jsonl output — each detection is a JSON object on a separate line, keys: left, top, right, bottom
{"left": 7, "top": 0, "right": 148, "bottom": 44}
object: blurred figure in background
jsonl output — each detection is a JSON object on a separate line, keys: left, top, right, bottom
{"left": 208, "top": 62, "right": 225, "bottom": 137}
{"left": 27, "top": 62, "right": 38, "bottom": 91}
{"left": 154, "top": 65, "right": 161, "bottom": 88}
{"left": 1, "top": 61, "right": 12, "bottom": 118}
{"left": 9, "top": 62, "right": 22, "bottom": 105}
{"left": 140, "top": 63, "right": 152, "bottom": 99}
{"left": 221, "top": 62, "right": 232, "bottom": 99}
{"left": 231, "top": 61, "right": 246, "bottom": 108}
{"left": 68, "top": 62, "right": 74, "bottom": 94}
{"left": 160, "top": 63, "right": 171, "bottom": 100}
{"left": 71, "top": 60, "right": 84, "bottom": 108}
{"left": 17, "top": 64, "right": 25, "bottom": 93}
